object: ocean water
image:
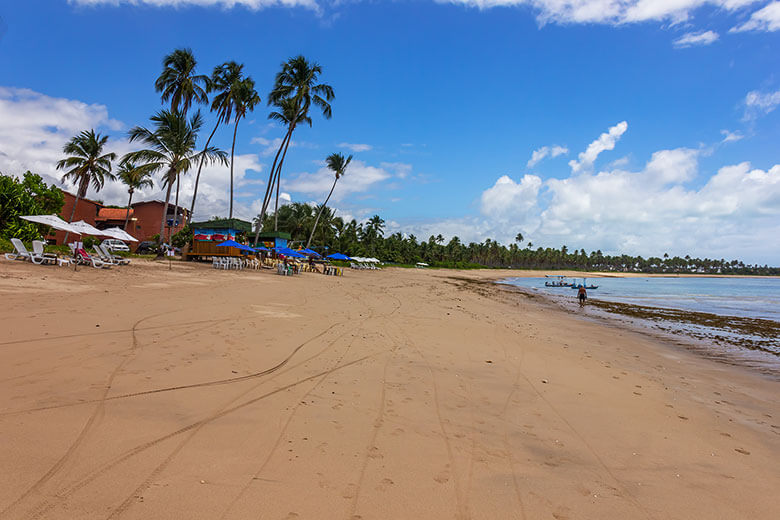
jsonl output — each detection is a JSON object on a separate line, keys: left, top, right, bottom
{"left": 498, "top": 276, "right": 780, "bottom": 372}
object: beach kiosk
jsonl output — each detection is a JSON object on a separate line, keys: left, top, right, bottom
{"left": 187, "top": 218, "right": 253, "bottom": 260}
{"left": 256, "top": 231, "right": 291, "bottom": 251}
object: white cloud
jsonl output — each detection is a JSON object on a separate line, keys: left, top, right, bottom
{"left": 527, "top": 145, "right": 568, "bottom": 167}
{"left": 380, "top": 161, "right": 412, "bottom": 179}
{"left": 283, "top": 159, "right": 392, "bottom": 202}
{"left": 743, "top": 88, "right": 780, "bottom": 120}
{"left": 0, "top": 85, "right": 264, "bottom": 221}
{"left": 0, "top": 87, "right": 121, "bottom": 185}
{"left": 70, "top": 0, "right": 320, "bottom": 11}
{"left": 568, "top": 121, "right": 628, "bottom": 173}
{"left": 480, "top": 174, "right": 542, "bottom": 224}
{"left": 338, "top": 142, "right": 373, "bottom": 152}
{"left": 731, "top": 1, "right": 780, "bottom": 32}
{"left": 400, "top": 144, "right": 779, "bottom": 263}
{"left": 439, "top": 1, "right": 760, "bottom": 26}
{"left": 721, "top": 129, "right": 744, "bottom": 142}
{"left": 673, "top": 30, "right": 719, "bottom": 47}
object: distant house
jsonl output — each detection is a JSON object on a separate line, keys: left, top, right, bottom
{"left": 50, "top": 190, "right": 190, "bottom": 247}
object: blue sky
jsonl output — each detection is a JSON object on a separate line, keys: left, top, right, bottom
{"left": 0, "top": 1, "right": 779, "bottom": 263}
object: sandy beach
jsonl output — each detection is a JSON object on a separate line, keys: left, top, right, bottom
{"left": 1, "top": 261, "right": 778, "bottom": 520}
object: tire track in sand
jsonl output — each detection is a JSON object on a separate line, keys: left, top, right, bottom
{"left": 32, "top": 302, "right": 375, "bottom": 519}
{"left": 1, "top": 310, "right": 178, "bottom": 519}
{"left": 384, "top": 289, "right": 470, "bottom": 520}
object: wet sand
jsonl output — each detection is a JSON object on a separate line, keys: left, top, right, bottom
{"left": 0, "top": 261, "right": 778, "bottom": 519}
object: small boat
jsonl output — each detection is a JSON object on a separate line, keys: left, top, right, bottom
{"left": 570, "top": 278, "right": 598, "bottom": 290}
{"left": 544, "top": 275, "right": 573, "bottom": 287}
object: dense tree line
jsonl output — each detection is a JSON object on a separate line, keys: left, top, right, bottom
{"left": 254, "top": 202, "right": 780, "bottom": 275}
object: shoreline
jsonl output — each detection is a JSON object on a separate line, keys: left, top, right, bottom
{"left": 1, "top": 261, "right": 778, "bottom": 519}
{"left": 488, "top": 271, "right": 780, "bottom": 380}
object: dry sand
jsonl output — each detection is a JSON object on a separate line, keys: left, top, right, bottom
{"left": 0, "top": 260, "right": 778, "bottom": 520}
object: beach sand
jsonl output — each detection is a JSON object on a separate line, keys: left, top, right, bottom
{"left": 0, "top": 261, "right": 778, "bottom": 519}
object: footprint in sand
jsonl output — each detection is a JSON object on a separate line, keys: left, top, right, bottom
{"left": 434, "top": 471, "right": 450, "bottom": 484}
{"left": 734, "top": 448, "right": 750, "bottom": 455}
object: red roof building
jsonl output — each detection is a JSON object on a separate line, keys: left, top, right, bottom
{"left": 50, "top": 190, "right": 190, "bottom": 248}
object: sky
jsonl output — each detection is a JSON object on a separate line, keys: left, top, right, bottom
{"left": 0, "top": 0, "right": 779, "bottom": 264}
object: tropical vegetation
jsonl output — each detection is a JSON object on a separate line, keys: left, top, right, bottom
{"left": 252, "top": 201, "right": 780, "bottom": 275}
{"left": 0, "top": 171, "right": 64, "bottom": 242}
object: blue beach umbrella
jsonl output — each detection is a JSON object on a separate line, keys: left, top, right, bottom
{"left": 299, "top": 248, "right": 322, "bottom": 257}
{"left": 217, "top": 240, "right": 255, "bottom": 252}
{"left": 326, "top": 253, "right": 351, "bottom": 260}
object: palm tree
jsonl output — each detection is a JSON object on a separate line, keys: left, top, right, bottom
{"left": 188, "top": 61, "right": 242, "bottom": 224}
{"left": 117, "top": 162, "right": 155, "bottom": 230}
{"left": 306, "top": 152, "right": 351, "bottom": 249}
{"left": 123, "top": 110, "right": 227, "bottom": 244}
{"left": 155, "top": 48, "right": 210, "bottom": 227}
{"left": 256, "top": 97, "right": 312, "bottom": 238}
{"left": 155, "top": 48, "right": 209, "bottom": 115}
{"left": 255, "top": 55, "right": 334, "bottom": 239}
{"left": 228, "top": 77, "right": 260, "bottom": 219}
{"left": 56, "top": 129, "right": 116, "bottom": 242}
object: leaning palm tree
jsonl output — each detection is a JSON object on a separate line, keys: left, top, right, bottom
{"left": 228, "top": 77, "right": 260, "bottom": 219}
{"left": 306, "top": 152, "right": 351, "bottom": 249}
{"left": 155, "top": 48, "right": 209, "bottom": 115}
{"left": 117, "top": 162, "right": 155, "bottom": 230}
{"left": 56, "top": 129, "right": 116, "bottom": 242}
{"left": 253, "top": 55, "right": 334, "bottom": 244}
{"left": 257, "top": 97, "right": 311, "bottom": 235}
{"left": 188, "top": 61, "right": 243, "bottom": 224}
{"left": 123, "top": 110, "right": 227, "bottom": 244}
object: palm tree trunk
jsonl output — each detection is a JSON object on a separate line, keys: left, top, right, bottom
{"left": 273, "top": 126, "right": 295, "bottom": 232}
{"left": 124, "top": 189, "right": 134, "bottom": 230}
{"left": 63, "top": 176, "right": 88, "bottom": 244}
{"left": 252, "top": 126, "right": 292, "bottom": 246}
{"left": 174, "top": 173, "right": 181, "bottom": 234}
{"left": 306, "top": 177, "right": 338, "bottom": 249}
{"left": 159, "top": 171, "right": 174, "bottom": 243}
{"left": 188, "top": 116, "right": 222, "bottom": 225}
{"left": 229, "top": 117, "right": 239, "bottom": 220}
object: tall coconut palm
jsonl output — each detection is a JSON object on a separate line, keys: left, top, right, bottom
{"left": 254, "top": 97, "right": 312, "bottom": 240}
{"left": 56, "top": 129, "right": 116, "bottom": 243}
{"left": 188, "top": 61, "right": 243, "bottom": 224}
{"left": 155, "top": 48, "right": 210, "bottom": 227}
{"left": 155, "top": 48, "right": 209, "bottom": 115}
{"left": 117, "top": 162, "right": 155, "bottom": 230}
{"left": 306, "top": 152, "right": 351, "bottom": 249}
{"left": 228, "top": 77, "right": 260, "bottom": 219}
{"left": 259, "top": 56, "right": 334, "bottom": 237}
{"left": 123, "top": 110, "right": 227, "bottom": 244}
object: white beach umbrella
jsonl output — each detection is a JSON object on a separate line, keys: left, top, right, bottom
{"left": 101, "top": 227, "right": 139, "bottom": 242}
{"left": 20, "top": 214, "right": 80, "bottom": 234}
{"left": 70, "top": 220, "right": 108, "bottom": 236}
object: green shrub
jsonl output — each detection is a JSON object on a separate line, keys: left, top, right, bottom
{"left": 0, "top": 171, "right": 65, "bottom": 242}
{"left": 171, "top": 225, "right": 191, "bottom": 248}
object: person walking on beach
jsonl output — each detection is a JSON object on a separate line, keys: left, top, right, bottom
{"left": 578, "top": 285, "right": 587, "bottom": 306}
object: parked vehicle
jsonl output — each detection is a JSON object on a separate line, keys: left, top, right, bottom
{"left": 101, "top": 239, "right": 130, "bottom": 252}
{"left": 135, "top": 241, "right": 159, "bottom": 255}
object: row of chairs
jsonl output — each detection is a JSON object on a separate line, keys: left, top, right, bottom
{"left": 350, "top": 262, "right": 380, "bottom": 270}
{"left": 5, "top": 239, "right": 70, "bottom": 266}
{"left": 212, "top": 256, "right": 261, "bottom": 270}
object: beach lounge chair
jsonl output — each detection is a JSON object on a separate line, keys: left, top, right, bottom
{"left": 32, "top": 240, "right": 62, "bottom": 265}
{"left": 5, "top": 238, "right": 32, "bottom": 261}
{"left": 98, "top": 245, "right": 130, "bottom": 265}
{"left": 75, "top": 247, "right": 110, "bottom": 269}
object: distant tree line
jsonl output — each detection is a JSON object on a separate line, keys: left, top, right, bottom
{"left": 253, "top": 201, "right": 780, "bottom": 275}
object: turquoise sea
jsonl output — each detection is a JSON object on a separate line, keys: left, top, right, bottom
{"left": 498, "top": 276, "right": 780, "bottom": 373}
